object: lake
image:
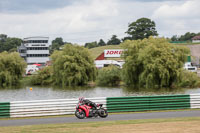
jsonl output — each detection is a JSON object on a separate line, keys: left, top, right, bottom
{"left": 0, "top": 86, "right": 200, "bottom": 102}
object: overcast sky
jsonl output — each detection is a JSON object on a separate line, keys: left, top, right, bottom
{"left": 0, "top": 0, "right": 199, "bottom": 45}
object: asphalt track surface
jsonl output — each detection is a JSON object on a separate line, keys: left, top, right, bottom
{"left": 0, "top": 110, "right": 200, "bottom": 127}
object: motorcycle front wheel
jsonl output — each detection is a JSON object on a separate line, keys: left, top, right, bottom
{"left": 75, "top": 109, "right": 85, "bottom": 119}
{"left": 98, "top": 108, "right": 108, "bottom": 118}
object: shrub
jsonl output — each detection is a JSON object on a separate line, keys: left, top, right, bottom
{"left": 177, "top": 70, "right": 200, "bottom": 88}
{"left": 51, "top": 44, "right": 96, "bottom": 86}
{"left": 96, "top": 65, "right": 121, "bottom": 86}
{"left": 0, "top": 52, "right": 26, "bottom": 87}
{"left": 29, "top": 66, "right": 53, "bottom": 85}
{"left": 121, "top": 37, "right": 190, "bottom": 88}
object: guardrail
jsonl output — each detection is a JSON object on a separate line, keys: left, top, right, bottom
{"left": 0, "top": 94, "right": 200, "bottom": 118}
{"left": 107, "top": 95, "right": 190, "bottom": 112}
{"left": 0, "top": 102, "right": 10, "bottom": 118}
{"left": 10, "top": 97, "right": 106, "bottom": 118}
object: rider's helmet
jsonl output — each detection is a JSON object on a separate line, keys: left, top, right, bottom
{"left": 79, "top": 97, "right": 85, "bottom": 103}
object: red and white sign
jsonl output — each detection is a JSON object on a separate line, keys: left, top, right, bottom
{"left": 104, "top": 49, "right": 123, "bottom": 58}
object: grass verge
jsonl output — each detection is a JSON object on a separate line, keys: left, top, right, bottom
{"left": 0, "top": 117, "right": 200, "bottom": 133}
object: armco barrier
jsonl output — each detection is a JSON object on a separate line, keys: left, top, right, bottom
{"left": 0, "top": 94, "right": 200, "bottom": 118}
{"left": 0, "top": 102, "right": 10, "bottom": 118}
{"left": 106, "top": 95, "right": 191, "bottom": 113}
{"left": 190, "top": 94, "right": 200, "bottom": 109}
{"left": 10, "top": 97, "right": 106, "bottom": 118}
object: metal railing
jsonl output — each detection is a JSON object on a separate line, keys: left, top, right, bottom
{"left": 0, "top": 94, "right": 200, "bottom": 118}
{"left": 9, "top": 97, "right": 106, "bottom": 118}
{"left": 107, "top": 95, "right": 191, "bottom": 112}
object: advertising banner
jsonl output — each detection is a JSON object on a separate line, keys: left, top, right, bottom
{"left": 104, "top": 49, "right": 123, "bottom": 58}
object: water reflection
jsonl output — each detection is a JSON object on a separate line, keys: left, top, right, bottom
{"left": 0, "top": 85, "right": 199, "bottom": 102}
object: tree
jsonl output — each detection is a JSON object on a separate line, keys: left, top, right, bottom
{"left": 122, "top": 36, "right": 133, "bottom": 42}
{"left": 171, "top": 35, "right": 179, "bottom": 41}
{"left": 29, "top": 66, "right": 53, "bottom": 85}
{"left": 179, "top": 32, "right": 196, "bottom": 41}
{"left": 84, "top": 41, "right": 98, "bottom": 49}
{"left": 0, "top": 52, "right": 26, "bottom": 87}
{"left": 50, "top": 37, "right": 66, "bottom": 54}
{"left": 0, "top": 34, "right": 7, "bottom": 42}
{"left": 3, "top": 38, "right": 22, "bottom": 52}
{"left": 121, "top": 37, "right": 190, "bottom": 88}
{"left": 52, "top": 37, "right": 64, "bottom": 46}
{"left": 171, "top": 32, "right": 198, "bottom": 42}
{"left": 0, "top": 34, "right": 22, "bottom": 52}
{"left": 98, "top": 39, "right": 106, "bottom": 46}
{"left": 51, "top": 44, "right": 96, "bottom": 86}
{"left": 96, "top": 65, "right": 121, "bottom": 86}
{"left": 107, "top": 35, "right": 121, "bottom": 45}
{"left": 126, "top": 18, "right": 158, "bottom": 40}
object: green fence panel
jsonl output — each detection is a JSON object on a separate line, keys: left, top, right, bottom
{"left": 0, "top": 102, "right": 10, "bottom": 118}
{"left": 106, "top": 95, "right": 190, "bottom": 113}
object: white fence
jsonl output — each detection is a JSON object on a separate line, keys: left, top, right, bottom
{"left": 190, "top": 94, "right": 200, "bottom": 109}
{"left": 6, "top": 94, "right": 200, "bottom": 118}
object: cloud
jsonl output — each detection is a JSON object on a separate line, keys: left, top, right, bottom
{"left": 0, "top": 0, "right": 123, "bottom": 44}
{"left": 0, "top": 0, "right": 199, "bottom": 44}
{"left": 0, "top": 0, "right": 74, "bottom": 14}
{"left": 152, "top": 0, "right": 200, "bottom": 36}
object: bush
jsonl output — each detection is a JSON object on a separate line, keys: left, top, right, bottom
{"left": 177, "top": 70, "right": 200, "bottom": 88}
{"left": 0, "top": 52, "right": 26, "bottom": 87}
{"left": 96, "top": 65, "right": 121, "bottom": 86}
{"left": 29, "top": 66, "right": 53, "bottom": 85}
{"left": 121, "top": 37, "right": 190, "bottom": 88}
{"left": 51, "top": 44, "right": 96, "bottom": 86}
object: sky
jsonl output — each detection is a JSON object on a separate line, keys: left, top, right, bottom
{"left": 0, "top": 0, "right": 200, "bottom": 45}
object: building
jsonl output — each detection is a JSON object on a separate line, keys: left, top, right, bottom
{"left": 18, "top": 37, "right": 50, "bottom": 65}
{"left": 192, "top": 35, "right": 200, "bottom": 43}
{"left": 95, "top": 49, "right": 124, "bottom": 68}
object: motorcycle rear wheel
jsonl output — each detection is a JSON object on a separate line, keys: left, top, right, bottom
{"left": 98, "top": 108, "right": 108, "bottom": 118}
{"left": 75, "top": 109, "right": 85, "bottom": 119}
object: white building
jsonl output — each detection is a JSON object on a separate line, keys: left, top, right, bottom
{"left": 95, "top": 49, "right": 125, "bottom": 68}
{"left": 192, "top": 35, "right": 200, "bottom": 43}
{"left": 18, "top": 36, "right": 50, "bottom": 65}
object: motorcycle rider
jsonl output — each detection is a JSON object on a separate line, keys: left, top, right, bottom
{"left": 79, "top": 97, "right": 97, "bottom": 113}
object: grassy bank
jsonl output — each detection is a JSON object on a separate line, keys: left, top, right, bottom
{"left": 89, "top": 45, "right": 121, "bottom": 59}
{"left": 0, "top": 117, "right": 200, "bottom": 133}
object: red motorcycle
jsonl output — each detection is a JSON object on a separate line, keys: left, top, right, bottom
{"left": 75, "top": 100, "right": 108, "bottom": 119}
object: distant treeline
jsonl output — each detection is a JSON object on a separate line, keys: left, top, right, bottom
{"left": 171, "top": 32, "right": 200, "bottom": 42}
{"left": 0, "top": 34, "right": 22, "bottom": 53}
{"left": 1, "top": 18, "right": 200, "bottom": 53}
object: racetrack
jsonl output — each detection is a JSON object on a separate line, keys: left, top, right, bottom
{"left": 0, "top": 110, "right": 200, "bottom": 127}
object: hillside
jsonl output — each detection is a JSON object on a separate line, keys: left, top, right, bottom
{"left": 89, "top": 45, "right": 122, "bottom": 59}
{"left": 88, "top": 44, "right": 200, "bottom": 64}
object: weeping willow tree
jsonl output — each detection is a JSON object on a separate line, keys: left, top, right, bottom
{"left": 51, "top": 44, "right": 96, "bottom": 86}
{"left": 122, "top": 37, "right": 190, "bottom": 88}
{"left": 0, "top": 52, "right": 26, "bottom": 87}
{"left": 96, "top": 65, "right": 121, "bottom": 86}
{"left": 29, "top": 66, "right": 53, "bottom": 85}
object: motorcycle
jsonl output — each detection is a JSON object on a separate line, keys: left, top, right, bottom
{"left": 75, "top": 100, "right": 108, "bottom": 119}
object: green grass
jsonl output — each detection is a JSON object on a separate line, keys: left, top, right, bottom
{"left": 88, "top": 45, "right": 122, "bottom": 59}
{"left": 171, "top": 42, "right": 200, "bottom": 46}
{"left": 0, "top": 117, "right": 200, "bottom": 133}
{"left": 88, "top": 43, "right": 200, "bottom": 60}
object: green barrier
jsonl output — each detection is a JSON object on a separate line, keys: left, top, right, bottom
{"left": 0, "top": 102, "right": 10, "bottom": 118}
{"left": 106, "top": 95, "right": 190, "bottom": 113}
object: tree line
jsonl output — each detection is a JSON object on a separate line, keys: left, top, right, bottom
{"left": 0, "top": 37, "right": 199, "bottom": 88}
{"left": 1, "top": 17, "right": 200, "bottom": 53}
{"left": 0, "top": 34, "right": 22, "bottom": 53}
{"left": 1, "top": 17, "right": 200, "bottom": 88}
{"left": 171, "top": 32, "right": 200, "bottom": 42}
